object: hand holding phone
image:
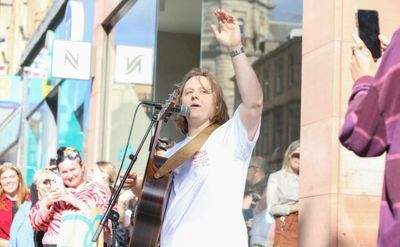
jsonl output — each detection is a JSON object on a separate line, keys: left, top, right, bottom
{"left": 350, "top": 34, "right": 378, "bottom": 81}
{"left": 50, "top": 175, "right": 66, "bottom": 195}
{"left": 356, "top": 9, "right": 381, "bottom": 59}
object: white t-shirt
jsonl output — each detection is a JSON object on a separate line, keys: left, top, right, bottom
{"left": 160, "top": 108, "right": 260, "bottom": 247}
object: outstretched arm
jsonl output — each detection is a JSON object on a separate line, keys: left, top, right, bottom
{"left": 211, "top": 9, "right": 263, "bottom": 140}
{"left": 339, "top": 34, "right": 387, "bottom": 156}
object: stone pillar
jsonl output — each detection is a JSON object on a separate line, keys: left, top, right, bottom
{"left": 300, "top": 0, "right": 400, "bottom": 246}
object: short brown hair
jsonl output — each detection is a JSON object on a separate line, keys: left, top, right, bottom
{"left": 174, "top": 68, "right": 229, "bottom": 134}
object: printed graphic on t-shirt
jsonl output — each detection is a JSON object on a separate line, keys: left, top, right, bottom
{"left": 193, "top": 150, "right": 210, "bottom": 168}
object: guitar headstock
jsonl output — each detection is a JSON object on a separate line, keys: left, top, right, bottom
{"left": 158, "top": 90, "right": 179, "bottom": 121}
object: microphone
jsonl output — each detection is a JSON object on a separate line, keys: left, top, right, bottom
{"left": 142, "top": 101, "right": 190, "bottom": 117}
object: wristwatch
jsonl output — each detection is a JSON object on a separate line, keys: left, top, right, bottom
{"left": 229, "top": 47, "right": 245, "bottom": 57}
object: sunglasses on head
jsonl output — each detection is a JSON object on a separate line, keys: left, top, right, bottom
{"left": 291, "top": 153, "right": 300, "bottom": 159}
{"left": 56, "top": 147, "right": 81, "bottom": 164}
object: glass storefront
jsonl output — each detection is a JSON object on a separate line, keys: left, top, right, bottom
{"left": 11, "top": 0, "right": 302, "bottom": 182}
{"left": 23, "top": 0, "right": 95, "bottom": 182}
{"left": 103, "top": 0, "right": 158, "bottom": 174}
{"left": 102, "top": 0, "right": 303, "bottom": 172}
{"left": 25, "top": 99, "right": 57, "bottom": 184}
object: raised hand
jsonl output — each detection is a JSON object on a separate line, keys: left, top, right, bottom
{"left": 350, "top": 33, "right": 377, "bottom": 81}
{"left": 210, "top": 9, "right": 242, "bottom": 50}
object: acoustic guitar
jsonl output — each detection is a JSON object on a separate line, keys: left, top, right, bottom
{"left": 129, "top": 91, "right": 178, "bottom": 247}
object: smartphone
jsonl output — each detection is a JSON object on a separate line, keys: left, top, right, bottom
{"left": 356, "top": 9, "right": 381, "bottom": 59}
{"left": 50, "top": 175, "right": 65, "bottom": 194}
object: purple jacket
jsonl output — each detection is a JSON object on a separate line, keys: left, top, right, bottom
{"left": 339, "top": 28, "right": 400, "bottom": 247}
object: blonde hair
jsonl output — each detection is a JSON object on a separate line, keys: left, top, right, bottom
{"left": 95, "top": 161, "right": 116, "bottom": 190}
{"left": 33, "top": 169, "right": 57, "bottom": 194}
{"left": 281, "top": 140, "right": 300, "bottom": 171}
{"left": 33, "top": 168, "right": 56, "bottom": 184}
{"left": 0, "top": 163, "right": 29, "bottom": 210}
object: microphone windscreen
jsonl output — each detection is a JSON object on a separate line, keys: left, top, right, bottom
{"left": 180, "top": 105, "right": 190, "bottom": 117}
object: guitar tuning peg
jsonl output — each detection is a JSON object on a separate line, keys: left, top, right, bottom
{"left": 158, "top": 138, "right": 169, "bottom": 144}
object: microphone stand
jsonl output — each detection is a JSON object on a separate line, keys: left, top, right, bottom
{"left": 92, "top": 111, "right": 159, "bottom": 244}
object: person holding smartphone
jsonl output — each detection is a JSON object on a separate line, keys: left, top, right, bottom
{"left": 339, "top": 13, "right": 400, "bottom": 246}
{"left": 29, "top": 147, "right": 111, "bottom": 247}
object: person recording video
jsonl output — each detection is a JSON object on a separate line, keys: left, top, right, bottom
{"left": 339, "top": 10, "right": 400, "bottom": 246}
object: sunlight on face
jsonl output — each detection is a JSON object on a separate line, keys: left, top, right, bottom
{"left": 181, "top": 76, "right": 216, "bottom": 126}
{"left": 58, "top": 159, "right": 84, "bottom": 189}
{"left": 0, "top": 169, "right": 19, "bottom": 197}
{"left": 289, "top": 147, "right": 300, "bottom": 172}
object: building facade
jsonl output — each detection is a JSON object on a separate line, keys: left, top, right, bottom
{"left": 253, "top": 36, "right": 302, "bottom": 172}
{"left": 0, "top": 0, "right": 52, "bottom": 74}
{"left": 1, "top": 0, "right": 302, "bottom": 177}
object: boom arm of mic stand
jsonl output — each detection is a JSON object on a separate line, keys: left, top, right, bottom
{"left": 92, "top": 112, "right": 159, "bottom": 243}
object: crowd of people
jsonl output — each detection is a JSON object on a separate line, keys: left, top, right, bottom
{"left": 0, "top": 140, "right": 299, "bottom": 247}
{"left": 242, "top": 141, "right": 300, "bottom": 247}
{"left": 0, "top": 147, "right": 139, "bottom": 247}
{"left": 1, "top": 6, "right": 399, "bottom": 247}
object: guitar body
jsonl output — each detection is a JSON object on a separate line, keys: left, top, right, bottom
{"left": 129, "top": 90, "right": 180, "bottom": 247}
{"left": 129, "top": 155, "right": 172, "bottom": 247}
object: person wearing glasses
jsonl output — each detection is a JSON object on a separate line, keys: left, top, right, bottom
{"left": 0, "top": 163, "right": 30, "bottom": 247}
{"left": 29, "top": 147, "right": 111, "bottom": 247}
{"left": 268, "top": 140, "right": 300, "bottom": 247}
{"left": 9, "top": 168, "right": 58, "bottom": 247}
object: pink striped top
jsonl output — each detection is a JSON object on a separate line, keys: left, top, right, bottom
{"left": 29, "top": 181, "right": 110, "bottom": 245}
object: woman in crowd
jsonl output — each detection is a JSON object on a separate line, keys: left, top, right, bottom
{"left": 0, "top": 163, "right": 30, "bottom": 247}
{"left": 9, "top": 168, "right": 58, "bottom": 247}
{"left": 29, "top": 147, "right": 110, "bottom": 247}
{"left": 91, "top": 161, "right": 117, "bottom": 192}
{"left": 90, "top": 161, "right": 136, "bottom": 246}
{"left": 268, "top": 140, "right": 300, "bottom": 247}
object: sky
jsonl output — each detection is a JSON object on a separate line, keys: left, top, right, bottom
{"left": 270, "top": 0, "right": 303, "bottom": 23}
{"left": 114, "top": 0, "right": 157, "bottom": 46}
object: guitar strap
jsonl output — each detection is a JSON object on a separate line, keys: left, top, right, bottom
{"left": 154, "top": 124, "right": 219, "bottom": 179}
